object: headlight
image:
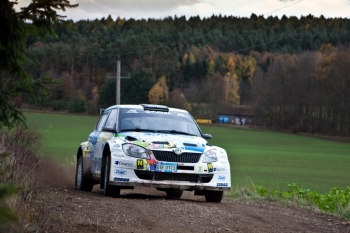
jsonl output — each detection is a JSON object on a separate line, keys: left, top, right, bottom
{"left": 202, "top": 149, "right": 218, "bottom": 163}
{"left": 122, "top": 144, "right": 150, "bottom": 159}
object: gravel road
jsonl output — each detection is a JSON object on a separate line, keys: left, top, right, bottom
{"left": 30, "top": 161, "right": 350, "bottom": 233}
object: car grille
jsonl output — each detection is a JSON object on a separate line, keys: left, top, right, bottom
{"left": 152, "top": 151, "right": 202, "bottom": 163}
{"left": 134, "top": 170, "right": 213, "bottom": 183}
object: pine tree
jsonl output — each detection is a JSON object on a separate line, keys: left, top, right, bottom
{"left": 0, "top": 0, "right": 78, "bottom": 128}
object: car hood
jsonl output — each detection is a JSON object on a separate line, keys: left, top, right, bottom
{"left": 115, "top": 132, "right": 208, "bottom": 153}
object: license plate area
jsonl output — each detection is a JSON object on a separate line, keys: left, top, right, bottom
{"left": 156, "top": 162, "right": 177, "bottom": 172}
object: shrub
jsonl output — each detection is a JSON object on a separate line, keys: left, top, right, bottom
{"left": 0, "top": 125, "right": 42, "bottom": 230}
{"left": 67, "top": 99, "right": 87, "bottom": 113}
{"left": 253, "top": 183, "right": 350, "bottom": 220}
{"left": 52, "top": 100, "right": 67, "bottom": 111}
{"left": 0, "top": 126, "right": 41, "bottom": 184}
{"left": 0, "top": 184, "right": 18, "bottom": 230}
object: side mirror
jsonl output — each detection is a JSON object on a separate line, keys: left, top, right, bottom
{"left": 202, "top": 134, "right": 212, "bottom": 139}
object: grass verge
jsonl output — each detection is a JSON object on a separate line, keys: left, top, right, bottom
{"left": 230, "top": 183, "right": 350, "bottom": 220}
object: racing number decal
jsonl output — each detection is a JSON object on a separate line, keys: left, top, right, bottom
{"left": 83, "top": 144, "right": 91, "bottom": 157}
{"left": 207, "top": 163, "right": 213, "bottom": 173}
{"left": 137, "top": 159, "right": 144, "bottom": 169}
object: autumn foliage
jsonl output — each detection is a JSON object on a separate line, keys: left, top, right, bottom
{"left": 7, "top": 12, "right": 350, "bottom": 136}
{"left": 148, "top": 76, "right": 168, "bottom": 105}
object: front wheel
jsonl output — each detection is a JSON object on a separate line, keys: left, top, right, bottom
{"left": 76, "top": 157, "right": 94, "bottom": 192}
{"left": 166, "top": 189, "right": 183, "bottom": 199}
{"left": 205, "top": 190, "right": 223, "bottom": 202}
{"left": 103, "top": 155, "right": 120, "bottom": 197}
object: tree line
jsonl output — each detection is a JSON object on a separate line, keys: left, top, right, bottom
{"left": 21, "top": 14, "right": 350, "bottom": 136}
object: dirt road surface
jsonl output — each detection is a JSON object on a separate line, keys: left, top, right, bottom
{"left": 31, "top": 163, "right": 350, "bottom": 233}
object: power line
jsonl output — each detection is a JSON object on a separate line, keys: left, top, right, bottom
{"left": 264, "top": 0, "right": 306, "bottom": 16}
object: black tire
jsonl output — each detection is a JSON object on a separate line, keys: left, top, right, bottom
{"left": 205, "top": 190, "right": 223, "bottom": 202}
{"left": 104, "top": 155, "right": 120, "bottom": 197}
{"left": 76, "top": 157, "right": 94, "bottom": 192}
{"left": 166, "top": 189, "right": 183, "bottom": 199}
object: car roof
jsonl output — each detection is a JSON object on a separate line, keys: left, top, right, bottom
{"left": 104, "top": 104, "right": 188, "bottom": 113}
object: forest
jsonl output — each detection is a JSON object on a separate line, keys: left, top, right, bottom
{"left": 22, "top": 14, "right": 350, "bottom": 136}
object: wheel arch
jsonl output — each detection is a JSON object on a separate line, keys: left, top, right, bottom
{"left": 75, "top": 146, "right": 83, "bottom": 186}
{"left": 100, "top": 142, "right": 111, "bottom": 189}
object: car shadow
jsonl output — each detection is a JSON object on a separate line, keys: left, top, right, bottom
{"left": 90, "top": 186, "right": 206, "bottom": 202}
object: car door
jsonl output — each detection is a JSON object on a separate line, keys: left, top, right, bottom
{"left": 93, "top": 109, "right": 119, "bottom": 177}
{"left": 90, "top": 112, "right": 109, "bottom": 176}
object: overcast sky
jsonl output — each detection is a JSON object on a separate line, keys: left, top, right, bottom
{"left": 16, "top": 0, "right": 350, "bottom": 21}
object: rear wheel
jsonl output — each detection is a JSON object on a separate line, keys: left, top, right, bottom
{"left": 104, "top": 155, "right": 120, "bottom": 197}
{"left": 205, "top": 190, "right": 223, "bottom": 202}
{"left": 76, "top": 157, "right": 94, "bottom": 192}
{"left": 166, "top": 189, "right": 183, "bottom": 199}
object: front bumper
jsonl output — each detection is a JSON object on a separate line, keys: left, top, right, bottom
{"left": 109, "top": 156, "right": 231, "bottom": 191}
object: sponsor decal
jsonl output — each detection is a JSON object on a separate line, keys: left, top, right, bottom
{"left": 91, "top": 136, "right": 98, "bottom": 145}
{"left": 219, "top": 155, "right": 227, "bottom": 159}
{"left": 217, "top": 183, "right": 228, "bottom": 187}
{"left": 137, "top": 159, "right": 144, "bottom": 169}
{"left": 214, "top": 167, "right": 226, "bottom": 172}
{"left": 112, "top": 153, "right": 124, "bottom": 158}
{"left": 145, "top": 110, "right": 170, "bottom": 114}
{"left": 114, "top": 169, "right": 127, "bottom": 175}
{"left": 164, "top": 142, "right": 175, "bottom": 149}
{"left": 207, "top": 163, "right": 214, "bottom": 173}
{"left": 115, "top": 161, "right": 134, "bottom": 167}
{"left": 111, "top": 145, "right": 121, "bottom": 151}
{"left": 147, "top": 143, "right": 164, "bottom": 149}
{"left": 101, "top": 133, "right": 112, "bottom": 142}
{"left": 117, "top": 132, "right": 206, "bottom": 153}
{"left": 114, "top": 177, "right": 130, "bottom": 182}
{"left": 198, "top": 166, "right": 203, "bottom": 172}
{"left": 134, "top": 140, "right": 149, "bottom": 148}
{"left": 218, "top": 175, "right": 226, "bottom": 180}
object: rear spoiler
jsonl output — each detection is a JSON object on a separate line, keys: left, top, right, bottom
{"left": 140, "top": 104, "right": 169, "bottom": 112}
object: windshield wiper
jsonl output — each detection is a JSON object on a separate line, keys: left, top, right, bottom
{"left": 120, "top": 128, "right": 156, "bottom": 133}
{"left": 156, "top": 130, "right": 196, "bottom": 136}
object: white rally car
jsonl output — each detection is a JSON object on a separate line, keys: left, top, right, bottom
{"left": 75, "top": 104, "right": 231, "bottom": 202}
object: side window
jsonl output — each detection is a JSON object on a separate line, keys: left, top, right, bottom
{"left": 96, "top": 113, "right": 109, "bottom": 131}
{"left": 105, "top": 109, "right": 118, "bottom": 129}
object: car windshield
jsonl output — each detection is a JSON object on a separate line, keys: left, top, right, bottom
{"left": 118, "top": 108, "right": 202, "bottom": 137}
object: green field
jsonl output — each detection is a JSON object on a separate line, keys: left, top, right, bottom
{"left": 25, "top": 112, "right": 350, "bottom": 193}
{"left": 25, "top": 112, "right": 99, "bottom": 163}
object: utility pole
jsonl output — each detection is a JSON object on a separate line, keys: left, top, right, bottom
{"left": 106, "top": 54, "right": 130, "bottom": 105}
{"left": 116, "top": 55, "right": 120, "bottom": 105}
